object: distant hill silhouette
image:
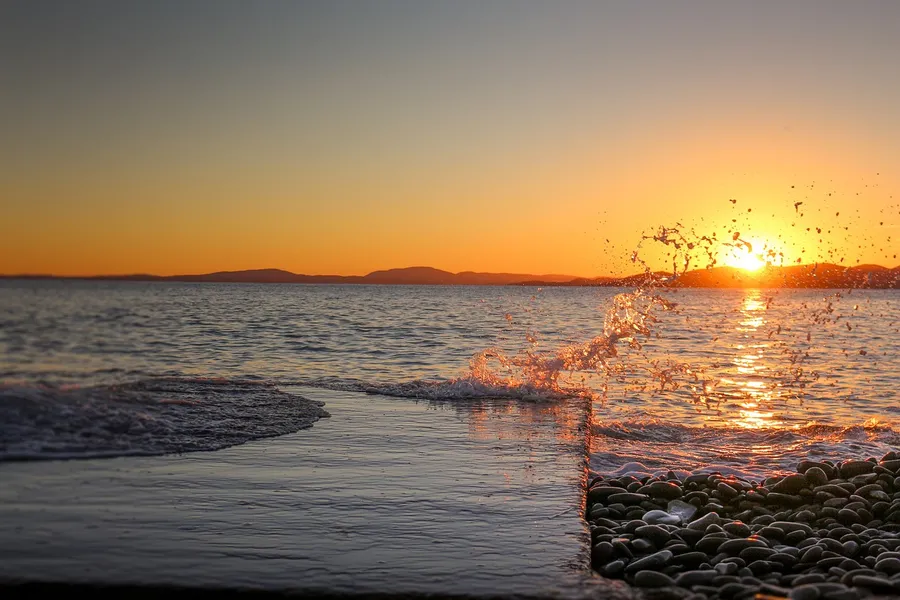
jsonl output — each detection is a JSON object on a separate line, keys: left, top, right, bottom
{"left": 538, "top": 264, "right": 900, "bottom": 289}
{"left": 1, "top": 266, "right": 576, "bottom": 286}
{"left": 3, "top": 263, "right": 899, "bottom": 288}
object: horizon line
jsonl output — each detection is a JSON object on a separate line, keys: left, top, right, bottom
{"left": 2, "top": 261, "right": 899, "bottom": 282}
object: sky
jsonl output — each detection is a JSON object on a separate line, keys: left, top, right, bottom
{"left": 2, "top": 0, "right": 900, "bottom": 276}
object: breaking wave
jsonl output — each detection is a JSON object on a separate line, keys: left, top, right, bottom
{"left": 0, "top": 377, "right": 330, "bottom": 461}
{"left": 293, "top": 375, "right": 581, "bottom": 402}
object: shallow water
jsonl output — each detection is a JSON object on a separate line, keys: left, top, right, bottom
{"left": 0, "top": 389, "right": 622, "bottom": 598}
{"left": 1, "top": 280, "right": 899, "bottom": 475}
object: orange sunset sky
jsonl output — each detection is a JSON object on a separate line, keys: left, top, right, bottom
{"left": 2, "top": 1, "right": 900, "bottom": 277}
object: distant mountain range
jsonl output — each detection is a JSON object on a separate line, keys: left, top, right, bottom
{"left": 3, "top": 264, "right": 900, "bottom": 288}
{"left": 524, "top": 263, "right": 900, "bottom": 289}
{"left": 0, "top": 266, "right": 577, "bottom": 286}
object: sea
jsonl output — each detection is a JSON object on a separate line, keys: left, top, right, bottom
{"left": 2, "top": 279, "right": 899, "bottom": 478}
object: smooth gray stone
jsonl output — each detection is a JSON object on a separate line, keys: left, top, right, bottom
{"left": 765, "top": 492, "right": 801, "bottom": 506}
{"left": 853, "top": 483, "right": 881, "bottom": 497}
{"left": 602, "top": 559, "right": 625, "bottom": 576}
{"left": 873, "top": 556, "right": 900, "bottom": 575}
{"left": 588, "top": 485, "right": 625, "bottom": 501}
{"left": 669, "top": 552, "right": 708, "bottom": 567}
{"left": 759, "top": 582, "right": 789, "bottom": 597}
{"left": 805, "top": 467, "right": 830, "bottom": 487}
{"left": 635, "top": 524, "right": 671, "bottom": 546}
{"left": 850, "top": 574, "right": 895, "bottom": 591}
{"left": 841, "top": 540, "right": 859, "bottom": 557}
{"left": 769, "top": 552, "right": 798, "bottom": 568}
{"left": 798, "top": 460, "right": 836, "bottom": 479}
{"left": 869, "top": 490, "right": 891, "bottom": 502}
{"left": 631, "top": 538, "right": 654, "bottom": 553}
{"left": 673, "top": 569, "right": 718, "bottom": 587}
{"left": 794, "top": 509, "right": 816, "bottom": 522}
{"left": 684, "top": 473, "right": 710, "bottom": 485}
{"left": 608, "top": 492, "right": 649, "bottom": 505}
{"left": 719, "top": 582, "right": 753, "bottom": 598}
{"left": 723, "top": 522, "right": 752, "bottom": 537}
{"left": 814, "top": 484, "right": 851, "bottom": 498}
{"left": 715, "top": 561, "right": 739, "bottom": 575}
{"left": 686, "top": 512, "right": 720, "bottom": 531}
{"left": 647, "top": 481, "right": 683, "bottom": 500}
{"left": 839, "top": 460, "right": 875, "bottom": 479}
{"left": 633, "top": 570, "right": 676, "bottom": 587}
{"left": 751, "top": 514, "right": 776, "bottom": 526}
{"left": 788, "top": 584, "right": 823, "bottom": 600}
{"left": 746, "top": 559, "right": 773, "bottom": 575}
{"left": 823, "top": 591, "right": 860, "bottom": 600}
{"left": 792, "top": 574, "right": 827, "bottom": 586}
{"left": 772, "top": 474, "right": 808, "bottom": 495}
{"left": 624, "top": 549, "right": 673, "bottom": 574}
{"left": 611, "top": 540, "right": 632, "bottom": 559}
{"left": 642, "top": 509, "right": 681, "bottom": 525}
{"left": 837, "top": 508, "right": 860, "bottom": 525}
{"left": 717, "top": 482, "right": 739, "bottom": 499}
{"left": 592, "top": 541, "right": 614, "bottom": 563}
{"left": 799, "top": 545, "right": 824, "bottom": 563}
{"left": 740, "top": 546, "right": 777, "bottom": 561}
{"left": 718, "top": 538, "right": 769, "bottom": 555}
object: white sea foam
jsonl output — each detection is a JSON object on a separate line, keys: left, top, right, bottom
{"left": 590, "top": 417, "right": 900, "bottom": 480}
{"left": 0, "top": 377, "right": 329, "bottom": 461}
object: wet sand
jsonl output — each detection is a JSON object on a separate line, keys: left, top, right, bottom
{"left": 0, "top": 387, "right": 631, "bottom": 599}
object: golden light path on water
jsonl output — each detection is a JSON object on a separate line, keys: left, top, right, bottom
{"left": 716, "top": 290, "right": 785, "bottom": 431}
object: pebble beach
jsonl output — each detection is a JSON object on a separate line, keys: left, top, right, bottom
{"left": 588, "top": 454, "right": 900, "bottom": 599}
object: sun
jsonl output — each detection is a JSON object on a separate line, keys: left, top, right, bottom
{"left": 722, "top": 238, "right": 767, "bottom": 272}
{"left": 726, "top": 250, "right": 765, "bottom": 272}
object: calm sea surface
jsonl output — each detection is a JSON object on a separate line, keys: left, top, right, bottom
{"left": 2, "top": 280, "right": 899, "bottom": 475}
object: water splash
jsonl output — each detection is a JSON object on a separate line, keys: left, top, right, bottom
{"left": 465, "top": 288, "right": 679, "bottom": 401}
{"left": 465, "top": 203, "right": 891, "bottom": 417}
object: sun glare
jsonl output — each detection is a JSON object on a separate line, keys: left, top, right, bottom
{"left": 722, "top": 238, "right": 768, "bottom": 272}
{"left": 727, "top": 251, "right": 765, "bottom": 272}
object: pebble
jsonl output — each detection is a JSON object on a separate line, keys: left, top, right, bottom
{"left": 635, "top": 524, "right": 671, "bottom": 546}
{"left": 648, "top": 481, "right": 684, "bottom": 500}
{"left": 624, "top": 549, "right": 673, "bottom": 574}
{"left": 674, "top": 569, "right": 718, "bottom": 586}
{"left": 873, "top": 556, "right": 900, "bottom": 574}
{"left": 634, "top": 570, "right": 676, "bottom": 587}
{"left": 669, "top": 551, "right": 708, "bottom": 567}
{"left": 850, "top": 574, "right": 895, "bottom": 591}
{"left": 789, "top": 584, "right": 823, "bottom": 600}
{"left": 686, "top": 512, "right": 720, "bottom": 530}
{"left": 592, "top": 541, "right": 614, "bottom": 563}
{"left": 608, "top": 492, "right": 648, "bottom": 505}
{"left": 773, "top": 474, "right": 809, "bottom": 495}
{"left": 718, "top": 538, "right": 769, "bottom": 555}
{"left": 805, "top": 467, "right": 830, "bottom": 487}
{"left": 840, "top": 461, "right": 875, "bottom": 479}
{"left": 717, "top": 482, "right": 740, "bottom": 500}
{"left": 642, "top": 509, "right": 681, "bottom": 525}
{"left": 723, "top": 522, "right": 751, "bottom": 537}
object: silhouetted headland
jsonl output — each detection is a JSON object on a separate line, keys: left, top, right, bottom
{"left": 3, "top": 264, "right": 900, "bottom": 288}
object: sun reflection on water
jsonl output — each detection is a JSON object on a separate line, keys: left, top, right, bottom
{"left": 713, "top": 290, "right": 789, "bottom": 430}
